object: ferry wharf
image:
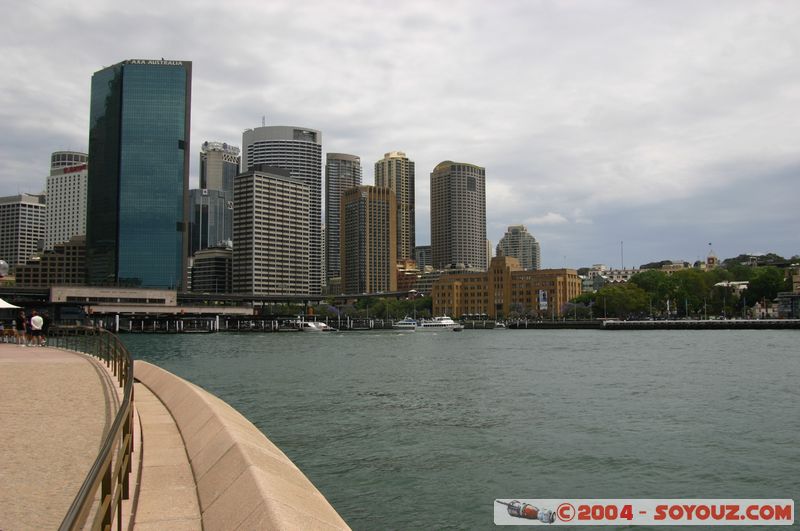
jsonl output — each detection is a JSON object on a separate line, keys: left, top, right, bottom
{"left": 507, "top": 319, "right": 800, "bottom": 330}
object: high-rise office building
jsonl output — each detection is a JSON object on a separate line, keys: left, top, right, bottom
{"left": 188, "top": 189, "right": 233, "bottom": 256}
{"left": 0, "top": 193, "right": 46, "bottom": 268}
{"left": 325, "top": 153, "right": 361, "bottom": 283}
{"left": 340, "top": 185, "right": 397, "bottom": 294}
{"left": 414, "top": 245, "right": 432, "bottom": 270}
{"left": 496, "top": 225, "right": 541, "bottom": 270}
{"left": 242, "top": 126, "right": 322, "bottom": 294}
{"left": 46, "top": 151, "right": 88, "bottom": 250}
{"left": 375, "top": 151, "right": 415, "bottom": 260}
{"left": 232, "top": 165, "right": 309, "bottom": 295}
{"left": 200, "top": 141, "right": 240, "bottom": 192}
{"left": 86, "top": 59, "right": 191, "bottom": 289}
{"left": 190, "top": 246, "right": 232, "bottom": 293}
{"left": 430, "top": 161, "right": 486, "bottom": 271}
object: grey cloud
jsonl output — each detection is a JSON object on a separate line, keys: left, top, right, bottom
{"left": 1, "top": 0, "right": 798, "bottom": 267}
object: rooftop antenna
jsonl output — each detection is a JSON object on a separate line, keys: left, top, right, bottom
{"left": 621, "top": 240, "right": 624, "bottom": 270}
{"left": 262, "top": 115, "right": 266, "bottom": 127}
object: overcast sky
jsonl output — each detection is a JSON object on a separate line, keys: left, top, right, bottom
{"left": 2, "top": 0, "right": 798, "bottom": 268}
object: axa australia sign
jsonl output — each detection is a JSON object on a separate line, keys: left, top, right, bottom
{"left": 126, "top": 59, "right": 185, "bottom": 66}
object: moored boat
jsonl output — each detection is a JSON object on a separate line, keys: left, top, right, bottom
{"left": 417, "top": 316, "right": 458, "bottom": 331}
{"left": 298, "top": 321, "right": 336, "bottom": 332}
{"left": 392, "top": 317, "right": 417, "bottom": 331}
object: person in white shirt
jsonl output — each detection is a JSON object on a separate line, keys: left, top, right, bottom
{"left": 29, "top": 310, "right": 44, "bottom": 347}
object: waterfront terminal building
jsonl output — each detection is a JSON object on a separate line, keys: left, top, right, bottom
{"left": 432, "top": 256, "right": 581, "bottom": 319}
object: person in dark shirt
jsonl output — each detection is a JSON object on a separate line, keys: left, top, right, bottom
{"left": 41, "top": 311, "right": 51, "bottom": 345}
{"left": 15, "top": 310, "right": 27, "bottom": 346}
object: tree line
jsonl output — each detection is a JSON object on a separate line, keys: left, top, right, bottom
{"left": 570, "top": 264, "right": 793, "bottom": 320}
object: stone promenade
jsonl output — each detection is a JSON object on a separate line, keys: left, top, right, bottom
{"left": 0, "top": 342, "right": 349, "bottom": 530}
{"left": 0, "top": 343, "right": 119, "bottom": 530}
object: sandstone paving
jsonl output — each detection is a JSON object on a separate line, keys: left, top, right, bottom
{"left": 0, "top": 344, "right": 118, "bottom": 530}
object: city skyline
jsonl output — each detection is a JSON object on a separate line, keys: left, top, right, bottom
{"left": 2, "top": 1, "right": 799, "bottom": 269}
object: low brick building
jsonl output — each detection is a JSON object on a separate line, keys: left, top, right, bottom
{"left": 15, "top": 236, "right": 86, "bottom": 287}
{"left": 432, "top": 256, "right": 581, "bottom": 318}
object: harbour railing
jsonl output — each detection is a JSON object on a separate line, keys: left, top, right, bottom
{"left": 50, "top": 326, "right": 134, "bottom": 531}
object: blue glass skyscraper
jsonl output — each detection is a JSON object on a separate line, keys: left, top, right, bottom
{"left": 86, "top": 59, "right": 191, "bottom": 289}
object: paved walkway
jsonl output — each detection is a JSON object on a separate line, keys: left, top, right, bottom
{"left": 132, "top": 382, "right": 201, "bottom": 530}
{"left": 0, "top": 343, "right": 119, "bottom": 530}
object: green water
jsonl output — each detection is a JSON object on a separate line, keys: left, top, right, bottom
{"left": 122, "top": 329, "right": 799, "bottom": 529}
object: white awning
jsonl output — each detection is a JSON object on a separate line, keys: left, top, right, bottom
{"left": 0, "top": 298, "right": 21, "bottom": 309}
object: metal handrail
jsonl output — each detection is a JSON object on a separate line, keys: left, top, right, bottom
{"left": 51, "top": 326, "right": 134, "bottom": 531}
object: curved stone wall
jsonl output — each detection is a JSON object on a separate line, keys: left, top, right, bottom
{"left": 134, "top": 360, "right": 350, "bottom": 530}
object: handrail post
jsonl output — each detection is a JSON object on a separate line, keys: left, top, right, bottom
{"left": 122, "top": 411, "right": 131, "bottom": 500}
{"left": 101, "top": 464, "right": 112, "bottom": 530}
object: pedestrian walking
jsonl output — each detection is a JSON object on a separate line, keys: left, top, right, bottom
{"left": 15, "top": 310, "right": 27, "bottom": 346}
{"left": 41, "top": 311, "right": 51, "bottom": 345}
{"left": 30, "top": 310, "right": 44, "bottom": 347}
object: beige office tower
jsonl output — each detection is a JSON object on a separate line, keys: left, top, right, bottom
{"left": 200, "top": 141, "right": 240, "bottom": 192}
{"left": 232, "top": 165, "right": 309, "bottom": 295}
{"left": 325, "top": 153, "right": 362, "bottom": 283}
{"left": 242, "top": 126, "right": 322, "bottom": 295}
{"left": 340, "top": 185, "right": 397, "bottom": 294}
{"left": 374, "top": 151, "right": 414, "bottom": 260}
{"left": 430, "top": 161, "right": 487, "bottom": 271}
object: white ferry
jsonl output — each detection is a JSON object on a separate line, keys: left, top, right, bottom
{"left": 298, "top": 321, "right": 336, "bottom": 332}
{"left": 392, "top": 317, "right": 417, "bottom": 331}
{"left": 417, "top": 316, "right": 459, "bottom": 331}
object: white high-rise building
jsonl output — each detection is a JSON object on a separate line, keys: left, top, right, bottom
{"left": 242, "top": 126, "right": 322, "bottom": 294}
{"left": 232, "top": 165, "right": 310, "bottom": 295}
{"left": 0, "top": 193, "right": 46, "bottom": 267}
{"left": 496, "top": 225, "right": 541, "bottom": 270}
{"left": 46, "top": 151, "right": 88, "bottom": 250}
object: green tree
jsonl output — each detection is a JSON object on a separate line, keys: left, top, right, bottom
{"left": 746, "top": 267, "right": 790, "bottom": 306}
{"left": 670, "top": 269, "right": 712, "bottom": 317}
{"left": 629, "top": 269, "right": 674, "bottom": 314}
{"left": 594, "top": 283, "right": 649, "bottom": 318}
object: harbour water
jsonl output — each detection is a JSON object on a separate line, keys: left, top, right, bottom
{"left": 122, "top": 329, "right": 799, "bottom": 529}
